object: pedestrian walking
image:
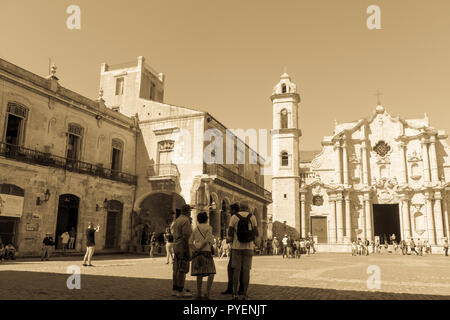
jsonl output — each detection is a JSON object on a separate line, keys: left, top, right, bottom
{"left": 172, "top": 204, "right": 193, "bottom": 298}
{"left": 444, "top": 239, "right": 449, "bottom": 256}
{"left": 228, "top": 201, "right": 258, "bottom": 300}
{"left": 307, "top": 233, "right": 316, "bottom": 254}
{"left": 365, "top": 238, "right": 370, "bottom": 256}
{"left": 400, "top": 240, "right": 406, "bottom": 255}
{"left": 41, "top": 233, "right": 55, "bottom": 261}
{"left": 164, "top": 227, "right": 174, "bottom": 264}
{"left": 189, "top": 212, "right": 216, "bottom": 300}
{"left": 83, "top": 222, "right": 100, "bottom": 267}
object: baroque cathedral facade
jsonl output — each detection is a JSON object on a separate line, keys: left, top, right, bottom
{"left": 271, "top": 74, "right": 450, "bottom": 252}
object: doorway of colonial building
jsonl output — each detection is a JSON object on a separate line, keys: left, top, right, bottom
{"left": 311, "top": 216, "right": 328, "bottom": 243}
{"left": 105, "top": 200, "right": 123, "bottom": 249}
{"left": 55, "top": 194, "right": 79, "bottom": 249}
{"left": 373, "top": 204, "right": 401, "bottom": 244}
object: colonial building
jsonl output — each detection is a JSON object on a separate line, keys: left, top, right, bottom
{"left": 271, "top": 73, "right": 450, "bottom": 252}
{"left": 0, "top": 56, "right": 271, "bottom": 256}
{"left": 99, "top": 57, "right": 271, "bottom": 246}
{"left": 0, "top": 59, "right": 138, "bottom": 256}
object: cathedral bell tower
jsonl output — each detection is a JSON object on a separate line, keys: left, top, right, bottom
{"left": 271, "top": 72, "right": 302, "bottom": 233}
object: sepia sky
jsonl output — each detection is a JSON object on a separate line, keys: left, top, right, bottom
{"left": 2, "top": 0, "right": 450, "bottom": 153}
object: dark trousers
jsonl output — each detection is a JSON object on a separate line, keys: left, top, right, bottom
{"left": 445, "top": 248, "right": 448, "bottom": 256}
{"left": 226, "top": 252, "right": 244, "bottom": 292}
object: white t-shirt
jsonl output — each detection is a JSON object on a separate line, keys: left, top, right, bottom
{"left": 282, "top": 237, "right": 288, "bottom": 246}
{"left": 61, "top": 232, "right": 70, "bottom": 243}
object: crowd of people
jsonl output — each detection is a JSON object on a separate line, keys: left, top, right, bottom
{"left": 167, "top": 201, "right": 258, "bottom": 300}
{"left": 351, "top": 234, "right": 450, "bottom": 256}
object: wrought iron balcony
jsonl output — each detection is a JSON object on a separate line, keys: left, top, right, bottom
{"left": 204, "top": 163, "right": 272, "bottom": 202}
{"left": 0, "top": 142, "right": 137, "bottom": 185}
{"left": 147, "top": 163, "right": 180, "bottom": 181}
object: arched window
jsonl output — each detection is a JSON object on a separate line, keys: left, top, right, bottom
{"left": 281, "top": 84, "right": 287, "bottom": 93}
{"left": 280, "top": 109, "right": 288, "bottom": 129}
{"left": 281, "top": 151, "right": 289, "bottom": 167}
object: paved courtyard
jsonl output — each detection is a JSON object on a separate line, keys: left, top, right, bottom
{"left": 0, "top": 253, "right": 449, "bottom": 300}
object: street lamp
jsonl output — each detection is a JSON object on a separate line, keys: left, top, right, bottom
{"left": 36, "top": 189, "right": 51, "bottom": 205}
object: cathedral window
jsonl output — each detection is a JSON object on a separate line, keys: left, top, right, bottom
{"left": 115, "top": 77, "right": 124, "bottom": 95}
{"left": 280, "top": 109, "right": 288, "bottom": 129}
{"left": 373, "top": 140, "right": 391, "bottom": 157}
{"left": 281, "top": 151, "right": 289, "bottom": 166}
{"left": 282, "top": 84, "right": 287, "bottom": 93}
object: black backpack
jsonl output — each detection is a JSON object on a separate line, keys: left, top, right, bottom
{"left": 235, "top": 212, "right": 256, "bottom": 243}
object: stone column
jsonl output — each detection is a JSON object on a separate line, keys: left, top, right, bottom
{"left": 329, "top": 197, "right": 337, "bottom": 243}
{"left": 361, "top": 141, "right": 369, "bottom": 186}
{"left": 300, "top": 192, "right": 306, "bottom": 238}
{"left": 421, "top": 138, "right": 431, "bottom": 184}
{"left": 345, "top": 193, "right": 352, "bottom": 240}
{"left": 342, "top": 140, "right": 349, "bottom": 185}
{"left": 429, "top": 135, "right": 439, "bottom": 184}
{"left": 434, "top": 191, "right": 444, "bottom": 244}
{"left": 443, "top": 192, "right": 450, "bottom": 239}
{"left": 334, "top": 142, "right": 342, "bottom": 184}
{"left": 336, "top": 193, "right": 344, "bottom": 243}
{"left": 399, "top": 141, "right": 408, "bottom": 185}
{"left": 425, "top": 191, "right": 436, "bottom": 244}
{"left": 401, "top": 197, "right": 411, "bottom": 240}
{"left": 364, "top": 194, "right": 373, "bottom": 240}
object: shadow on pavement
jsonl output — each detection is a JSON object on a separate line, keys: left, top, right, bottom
{"left": 0, "top": 270, "right": 449, "bottom": 300}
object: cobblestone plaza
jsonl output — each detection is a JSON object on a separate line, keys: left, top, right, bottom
{"left": 1, "top": 253, "right": 449, "bottom": 300}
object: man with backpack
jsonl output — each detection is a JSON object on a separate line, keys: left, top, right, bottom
{"left": 228, "top": 201, "right": 258, "bottom": 300}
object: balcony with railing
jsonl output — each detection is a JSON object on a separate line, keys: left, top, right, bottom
{"left": 204, "top": 163, "right": 272, "bottom": 202}
{"left": 147, "top": 163, "right": 180, "bottom": 181}
{"left": 0, "top": 142, "right": 137, "bottom": 185}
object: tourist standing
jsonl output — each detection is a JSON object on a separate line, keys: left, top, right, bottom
{"left": 351, "top": 241, "right": 357, "bottom": 256}
{"left": 410, "top": 238, "right": 418, "bottom": 255}
{"left": 228, "top": 201, "right": 258, "bottom": 300}
{"left": 68, "top": 227, "right": 76, "bottom": 249}
{"left": 444, "top": 239, "right": 449, "bottom": 256}
{"left": 61, "top": 231, "right": 70, "bottom": 254}
{"left": 425, "top": 241, "right": 431, "bottom": 254}
{"left": 266, "top": 238, "right": 272, "bottom": 255}
{"left": 221, "top": 203, "right": 244, "bottom": 296}
{"left": 273, "top": 237, "right": 279, "bottom": 255}
{"left": 83, "top": 222, "right": 99, "bottom": 267}
{"left": 149, "top": 232, "right": 157, "bottom": 257}
{"left": 164, "top": 228, "right": 174, "bottom": 264}
{"left": 417, "top": 238, "right": 423, "bottom": 256}
{"left": 282, "top": 235, "right": 288, "bottom": 258}
{"left": 41, "top": 233, "right": 54, "bottom": 261}
{"left": 189, "top": 212, "right": 216, "bottom": 300}
{"left": 307, "top": 233, "right": 316, "bottom": 254}
{"left": 365, "top": 238, "right": 370, "bottom": 256}
{"left": 172, "top": 204, "right": 193, "bottom": 298}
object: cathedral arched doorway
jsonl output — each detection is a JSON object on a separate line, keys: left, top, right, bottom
{"left": 55, "top": 194, "right": 79, "bottom": 249}
{"left": 373, "top": 204, "right": 401, "bottom": 244}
